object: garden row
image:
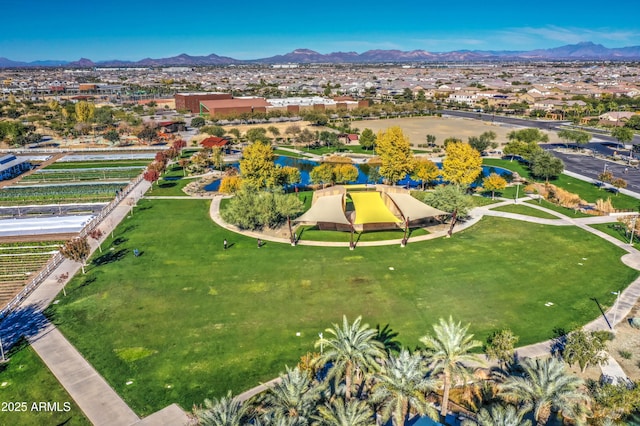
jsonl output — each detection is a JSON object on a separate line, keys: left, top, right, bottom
{"left": 0, "top": 183, "right": 126, "bottom": 206}
{"left": 17, "top": 167, "right": 144, "bottom": 184}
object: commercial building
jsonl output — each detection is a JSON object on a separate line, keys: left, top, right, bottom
{"left": 174, "top": 92, "right": 233, "bottom": 113}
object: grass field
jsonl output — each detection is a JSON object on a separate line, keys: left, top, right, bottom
{"left": 483, "top": 159, "right": 640, "bottom": 211}
{"left": 49, "top": 198, "right": 637, "bottom": 415}
{"left": 0, "top": 342, "right": 90, "bottom": 426}
{"left": 490, "top": 204, "right": 560, "bottom": 219}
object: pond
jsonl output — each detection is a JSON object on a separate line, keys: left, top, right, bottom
{"left": 204, "top": 156, "right": 513, "bottom": 192}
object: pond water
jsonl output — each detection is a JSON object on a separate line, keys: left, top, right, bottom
{"left": 203, "top": 156, "right": 512, "bottom": 192}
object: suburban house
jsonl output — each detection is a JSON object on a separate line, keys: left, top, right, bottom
{"left": 0, "top": 154, "right": 31, "bottom": 181}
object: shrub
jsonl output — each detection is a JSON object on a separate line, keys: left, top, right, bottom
{"left": 619, "top": 350, "right": 632, "bottom": 360}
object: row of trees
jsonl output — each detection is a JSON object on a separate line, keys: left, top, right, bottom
{"left": 195, "top": 316, "right": 639, "bottom": 426}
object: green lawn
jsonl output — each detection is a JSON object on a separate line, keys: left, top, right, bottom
{"left": 483, "top": 159, "right": 640, "bottom": 211}
{"left": 589, "top": 222, "right": 640, "bottom": 249}
{"left": 491, "top": 204, "right": 560, "bottom": 219}
{"left": 48, "top": 198, "right": 637, "bottom": 415}
{"left": 524, "top": 199, "right": 592, "bottom": 218}
{"left": 298, "top": 226, "right": 428, "bottom": 242}
{"left": 0, "top": 342, "right": 90, "bottom": 426}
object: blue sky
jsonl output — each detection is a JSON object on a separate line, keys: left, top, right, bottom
{"left": 3, "top": 0, "right": 640, "bottom": 61}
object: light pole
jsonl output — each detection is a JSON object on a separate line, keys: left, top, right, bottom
{"left": 611, "top": 291, "right": 621, "bottom": 328}
{"left": 630, "top": 215, "right": 638, "bottom": 245}
{"left": 318, "top": 332, "right": 323, "bottom": 355}
{"left": 515, "top": 183, "right": 520, "bottom": 204}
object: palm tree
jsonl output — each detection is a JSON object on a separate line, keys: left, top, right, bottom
{"left": 498, "top": 357, "right": 590, "bottom": 425}
{"left": 315, "top": 316, "right": 386, "bottom": 400}
{"left": 420, "top": 316, "right": 483, "bottom": 418}
{"left": 312, "top": 398, "right": 374, "bottom": 426}
{"left": 462, "top": 404, "right": 531, "bottom": 426}
{"left": 371, "top": 349, "right": 439, "bottom": 426}
{"left": 259, "top": 366, "right": 321, "bottom": 425}
{"left": 196, "top": 391, "right": 253, "bottom": 426}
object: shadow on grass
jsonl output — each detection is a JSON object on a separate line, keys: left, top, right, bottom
{"left": 0, "top": 305, "right": 50, "bottom": 353}
{"left": 112, "top": 236, "right": 128, "bottom": 246}
{"left": 92, "top": 248, "right": 128, "bottom": 266}
{"left": 374, "top": 323, "right": 401, "bottom": 353}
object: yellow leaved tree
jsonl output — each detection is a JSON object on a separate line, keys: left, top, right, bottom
{"left": 442, "top": 142, "right": 482, "bottom": 187}
{"left": 412, "top": 158, "right": 440, "bottom": 190}
{"left": 239, "top": 141, "right": 276, "bottom": 190}
{"left": 375, "top": 126, "right": 415, "bottom": 184}
{"left": 482, "top": 173, "right": 507, "bottom": 199}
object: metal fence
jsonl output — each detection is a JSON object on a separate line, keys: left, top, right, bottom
{"left": 0, "top": 173, "right": 145, "bottom": 320}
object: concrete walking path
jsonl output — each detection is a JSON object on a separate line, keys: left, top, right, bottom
{"left": 208, "top": 192, "right": 640, "bottom": 394}
{"left": 2, "top": 178, "right": 191, "bottom": 426}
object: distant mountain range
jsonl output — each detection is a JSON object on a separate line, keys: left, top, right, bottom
{"left": 2, "top": 42, "right": 640, "bottom": 68}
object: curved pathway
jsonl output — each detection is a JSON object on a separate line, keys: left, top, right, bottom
{"left": 209, "top": 190, "right": 640, "bottom": 396}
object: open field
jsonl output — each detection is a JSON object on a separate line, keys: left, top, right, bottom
{"left": 49, "top": 198, "right": 637, "bottom": 415}
{"left": 0, "top": 342, "right": 90, "bottom": 425}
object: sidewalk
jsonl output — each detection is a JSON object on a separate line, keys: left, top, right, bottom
{"left": 2, "top": 178, "right": 191, "bottom": 426}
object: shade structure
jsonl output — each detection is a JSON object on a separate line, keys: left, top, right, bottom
{"left": 293, "top": 194, "right": 350, "bottom": 225}
{"left": 349, "top": 192, "right": 402, "bottom": 225}
{"left": 385, "top": 192, "right": 448, "bottom": 221}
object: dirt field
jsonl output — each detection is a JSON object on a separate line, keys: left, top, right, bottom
{"left": 219, "top": 116, "right": 553, "bottom": 148}
{"left": 609, "top": 306, "right": 640, "bottom": 381}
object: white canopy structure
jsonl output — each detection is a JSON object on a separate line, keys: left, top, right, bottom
{"left": 385, "top": 192, "right": 448, "bottom": 221}
{"left": 293, "top": 194, "right": 350, "bottom": 225}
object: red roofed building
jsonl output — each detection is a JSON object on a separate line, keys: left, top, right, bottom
{"left": 200, "top": 137, "right": 230, "bottom": 149}
{"left": 199, "top": 98, "right": 271, "bottom": 117}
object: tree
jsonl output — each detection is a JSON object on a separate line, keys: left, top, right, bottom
{"left": 314, "top": 316, "right": 386, "bottom": 400}
{"left": 412, "top": 158, "right": 440, "bottom": 190}
{"left": 313, "top": 398, "right": 374, "bottom": 426}
{"left": 557, "top": 129, "right": 591, "bottom": 148}
{"left": 498, "top": 357, "right": 590, "bottom": 426}
{"left": 482, "top": 173, "right": 507, "bottom": 199}
{"left": 137, "top": 125, "right": 158, "bottom": 144}
{"left": 426, "top": 134, "right": 437, "bottom": 147}
{"left": 485, "top": 329, "right": 519, "bottom": 368}
{"left": 75, "top": 101, "right": 95, "bottom": 123}
{"left": 420, "top": 185, "right": 471, "bottom": 236}
{"left": 218, "top": 175, "right": 242, "bottom": 194}
{"left": 298, "top": 128, "right": 316, "bottom": 148}
{"left": 359, "top": 128, "right": 376, "bottom": 151}
{"left": 562, "top": 330, "right": 608, "bottom": 373}
{"left": 310, "top": 163, "right": 335, "bottom": 188}
{"left": 420, "top": 317, "right": 483, "bottom": 418}
{"left": 60, "top": 237, "right": 91, "bottom": 274}
{"left": 103, "top": 129, "right": 120, "bottom": 144}
{"left": 507, "top": 128, "right": 549, "bottom": 144}
{"left": 196, "top": 391, "right": 252, "bottom": 426}
{"left": 468, "top": 131, "right": 497, "bottom": 153}
{"left": 371, "top": 349, "right": 438, "bottom": 426}
{"left": 200, "top": 125, "right": 226, "bottom": 137}
{"left": 611, "top": 177, "right": 627, "bottom": 194}
{"left": 334, "top": 164, "right": 359, "bottom": 184}
{"left": 246, "top": 127, "right": 268, "bottom": 143}
{"left": 220, "top": 189, "right": 303, "bottom": 230}
{"left": 143, "top": 169, "right": 161, "bottom": 187}
{"left": 259, "top": 366, "right": 321, "bottom": 425}
{"left": 88, "top": 228, "right": 104, "bottom": 253}
{"left": 530, "top": 151, "right": 564, "bottom": 182}
{"left": 465, "top": 404, "right": 531, "bottom": 426}
{"left": 442, "top": 142, "right": 483, "bottom": 187}
{"left": 267, "top": 125, "right": 280, "bottom": 141}
{"left": 375, "top": 127, "right": 415, "bottom": 184}
{"left": 611, "top": 127, "right": 634, "bottom": 149}
{"left": 587, "top": 380, "right": 640, "bottom": 424}
{"left": 190, "top": 116, "right": 205, "bottom": 128}
{"left": 239, "top": 141, "right": 276, "bottom": 190}
{"left": 503, "top": 141, "right": 543, "bottom": 161}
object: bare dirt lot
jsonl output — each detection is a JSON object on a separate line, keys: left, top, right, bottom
{"left": 356, "top": 116, "right": 525, "bottom": 147}
{"left": 218, "top": 116, "right": 546, "bottom": 148}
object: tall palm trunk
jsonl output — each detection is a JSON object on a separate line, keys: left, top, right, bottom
{"left": 345, "top": 362, "right": 352, "bottom": 400}
{"left": 440, "top": 371, "right": 450, "bottom": 418}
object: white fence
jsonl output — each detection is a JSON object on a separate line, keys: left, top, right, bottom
{"left": 0, "top": 173, "right": 145, "bottom": 319}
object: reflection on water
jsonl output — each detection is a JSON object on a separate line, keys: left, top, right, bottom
{"left": 204, "top": 156, "right": 512, "bottom": 192}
